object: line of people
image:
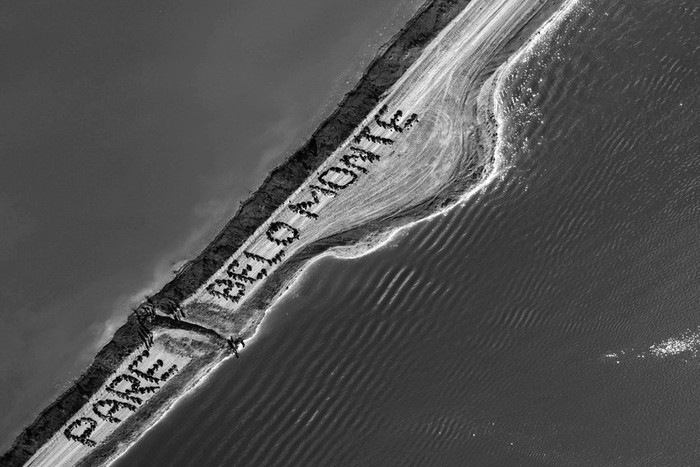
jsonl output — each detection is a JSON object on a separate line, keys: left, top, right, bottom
{"left": 206, "top": 278, "right": 245, "bottom": 303}
{"left": 374, "top": 106, "right": 408, "bottom": 133}
{"left": 137, "top": 301, "right": 156, "bottom": 318}
{"left": 402, "top": 113, "right": 418, "bottom": 130}
{"left": 373, "top": 105, "right": 419, "bottom": 133}
{"left": 128, "top": 348, "right": 150, "bottom": 372}
{"left": 136, "top": 323, "right": 154, "bottom": 349}
{"left": 318, "top": 166, "right": 359, "bottom": 190}
{"left": 265, "top": 221, "right": 300, "bottom": 246}
{"left": 92, "top": 399, "right": 136, "bottom": 424}
{"left": 130, "top": 358, "right": 164, "bottom": 385}
{"left": 63, "top": 417, "right": 98, "bottom": 447}
{"left": 353, "top": 125, "right": 395, "bottom": 146}
{"left": 128, "top": 349, "right": 162, "bottom": 385}
{"left": 134, "top": 301, "right": 155, "bottom": 348}
{"left": 227, "top": 336, "right": 246, "bottom": 358}
{"left": 161, "top": 297, "right": 186, "bottom": 321}
{"left": 159, "top": 364, "right": 178, "bottom": 382}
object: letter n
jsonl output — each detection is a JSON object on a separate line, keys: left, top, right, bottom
{"left": 93, "top": 399, "right": 136, "bottom": 423}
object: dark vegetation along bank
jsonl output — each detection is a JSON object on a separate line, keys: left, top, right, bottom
{"left": 1, "top": 1, "right": 479, "bottom": 465}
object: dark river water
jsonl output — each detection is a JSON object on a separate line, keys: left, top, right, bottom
{"left": 0, "top": 0, "right": 423, "bottom": 453}
{"left": 114, "top": 0, "right": 700, "bottom": 465}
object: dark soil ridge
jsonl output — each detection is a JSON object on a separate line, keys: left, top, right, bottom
{"left": 0, "top": 1, "right": 475, "bottom": 465}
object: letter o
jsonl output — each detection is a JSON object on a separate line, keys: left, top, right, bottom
{"left": 266, "top": 222, "right": 299, "bottom": 246}
{"left": 318, "top": 167, "right": 358, "bottom": 189}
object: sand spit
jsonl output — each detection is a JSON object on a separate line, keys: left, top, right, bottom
{"left": 2, "top": 0, "right": 570, "bottom": 465}
{"left": 181, "top": 0, "right": 568, "bottom": 339}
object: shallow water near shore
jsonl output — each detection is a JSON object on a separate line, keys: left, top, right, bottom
{"left": 113, "top": 0, "right": 700, "bottom": 464}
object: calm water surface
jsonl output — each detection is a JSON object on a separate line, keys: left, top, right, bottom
{"left": 116, "top": 0, "right": 700, "bottom": 465}
{"left": 0, "top": 0, "right": 423, "bottom": 451}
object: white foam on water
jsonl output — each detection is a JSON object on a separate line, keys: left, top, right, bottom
{"left": 649, "top": 330, "right": 700, "bottom": 358}
{"left": 603, "top": 328, "right": 700, "bottom": 364}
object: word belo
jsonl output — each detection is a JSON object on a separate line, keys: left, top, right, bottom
{"left": 63, "top": 347, "right": 178, "bottom": 447}
{"left": 61, "top": 106, "right": 417, "bottom": 449}
{"left": 205, "top": 105, "right": 418, "bottom": 304}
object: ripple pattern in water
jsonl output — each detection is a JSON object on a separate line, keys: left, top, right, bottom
{"left": 115, "top": 0, "right": 700, "bottom": 465}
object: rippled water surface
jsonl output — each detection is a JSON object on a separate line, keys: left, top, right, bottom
{"left": 116, "top": 0, "right": 699, "bottom": 465}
